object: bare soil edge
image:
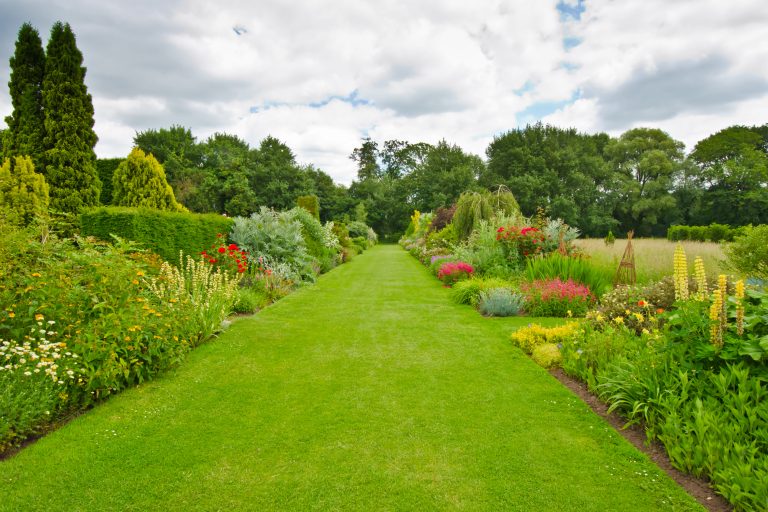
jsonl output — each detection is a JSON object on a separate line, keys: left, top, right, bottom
{"left": 549, "top": 368, "right": 732, "bottom": 512}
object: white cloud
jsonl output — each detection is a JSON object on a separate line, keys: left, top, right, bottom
{"left": 0, "top": 0, "right": 766, "bottom": 183}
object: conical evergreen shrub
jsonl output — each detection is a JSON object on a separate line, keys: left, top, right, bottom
{"left": 112, "top": 148, "right": 186, "bottom": 212}
{"left": 42, "top": 21, "right": 101, "bottom": 213}
{"left": 0, "top": 155, "right": 49, "bottom": 225}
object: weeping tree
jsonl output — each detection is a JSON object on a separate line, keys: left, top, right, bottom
{"left": 453, "top": 187, "right": 520, "bottom": 240}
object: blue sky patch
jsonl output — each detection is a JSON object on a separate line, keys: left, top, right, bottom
{"left": 557, "top": 0, "right": 586, "bottom": 21}
{"left": 516, "top": 91, "right": 580, "bottom": 125}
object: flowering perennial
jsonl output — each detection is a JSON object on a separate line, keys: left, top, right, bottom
{"left": 437, "top": 261, "right": 474, "bottom": 286}
{"left": 496, "top": 225, "right": 546, "bottom": 258}
{"left": 673, "top": 244, "right": 689, "bottom": 300}
{"left": 201, "top": 236, "right": 248, "bottom": 275}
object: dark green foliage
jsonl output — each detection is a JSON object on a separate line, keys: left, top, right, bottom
{"left": 4, "top": 23, "right": 46, "bottom": 166}
{"left": 96, "top": 158, "right": 122, "bottom": 204}
{"left": 252, "top": 136, "right": 313, "bottom": 211}
{"left": 112, "top": 148, "right": 185, "bottom": 211}
{"left": 407, "top": 140, "right": 483, "bottom": 211}
{"left": 482, "top": 123, "right": 617, "bottom": 236}
{"left": 297, "top": 194, "right": 320, "bottom": 219}
{"left": 133, "top": 125, "right": 206, "bottom": 209}
{"left": 79, "top": 207, "right": 233, "bottom": 263}
{"left": 41, "top": 21, "right": 100, "bottom": 213}
{"left": 605, "top": 128, "right": 685, "bottom": 237}
{"left": 667, "top": 223, "right": 744, "bottom": 242}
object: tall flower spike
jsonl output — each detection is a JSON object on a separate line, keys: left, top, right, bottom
{"left": 673, "top": 244, "right": 688, "bottom": 301}
{"left": 693, "top": 256, "right": 707, "bottom": 300}
{"left": 709, "top": 288, "right": 723, "bottom": 348}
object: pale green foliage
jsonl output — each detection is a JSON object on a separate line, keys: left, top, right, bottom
{"left": 453, "top": 188, "right": 520, "bottom": 240}
{"left": 478, "top": 288, "right": 525, "bottom": 317}
{"left": 231, "top": 207, "right": 315, "bottom": 281}
{"left": 112, "top": 148, "right": 185, "bottom": 211}
{"left": 450, "top": 277, "right": 512, "bottom": 306}
{"left": 0, "top": 155, "right": 49, "bottom": 225}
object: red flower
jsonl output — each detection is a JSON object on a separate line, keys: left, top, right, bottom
{"left": 218, "top": 247, "right": 226, "bottom": 254}
{"left": 497, "top": 227, "right": 505, "bottom": 233}
{"left": 209, "top": 258, "right": 217, "bottom": 264}
{"left": 216, "top": 233, "right": 223, "bottom": 238}
{"left": 228, "top": 243, "right": 238, "bottom": 250}
{"left": 201, "top": 251, "right": 207, "bottom": 256}
{"left": 656, "top": 308, "right": 665, "bottom": 314}
{"left": 638, "top": 300, "right": 646, "bottom": 307}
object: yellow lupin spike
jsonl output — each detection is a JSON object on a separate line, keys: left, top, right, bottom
{"left": 709, "top": 288, "right": 724, "bottom": 347}
{"left": 693, "top": 256, "right": 707, "bottom": 300}
{"left": 673, "top": 244, "right": 689, "bottom": 300}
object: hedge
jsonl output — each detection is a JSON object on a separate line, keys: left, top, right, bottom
{"left": 666, "top": 223, "right": 749, "bottom": 242}
{"left": 80, "top": 207, "right": 234, "bottom": 263}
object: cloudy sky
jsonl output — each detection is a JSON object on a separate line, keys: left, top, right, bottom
{"left": 1, "top": 0, "right": 767, "bottom": 184}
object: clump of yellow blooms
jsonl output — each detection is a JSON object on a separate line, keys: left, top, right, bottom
{"left": 709, "top": 287, "right": 724, "bottom": 348}
{"left": 693, "top": 256, "right": 707, "bottom": 300}
{"left": 410, "top": 210, "right": 421, "bottom": 233}
{"left": 735, "top": 279, "right": 745, "bottom": 336}
{"left": 673, "top": 243, "right": 689, "bottom": 300}
{"left": 511, "top": 322, "right": 580, "bottom": 354}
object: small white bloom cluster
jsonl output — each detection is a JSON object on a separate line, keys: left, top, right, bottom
{"left": 0, "top": 327, "right": 81, "bottom": 385}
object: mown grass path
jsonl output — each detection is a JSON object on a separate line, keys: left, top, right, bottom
{"left": 1, "top": 245, "right": 701, "bottom": 511}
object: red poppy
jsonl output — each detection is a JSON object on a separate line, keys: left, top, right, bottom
{"left": 638, "top": 300, "right": 646, "bottom": 307}
{"left": 228, "top": 243, "right": 238, "bottom": 250}
{"left": 209, "top": 258, "right": 217, "bottom": 264}
{"left": 218, "top": 247, "right": 226, "bottom": 254}
{"left": 497, "top": 227, "right": 504, "bottom": 233}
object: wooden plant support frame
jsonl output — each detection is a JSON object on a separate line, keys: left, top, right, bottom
{"left": 615, "top": 230, "right": 636, "bottom": 286}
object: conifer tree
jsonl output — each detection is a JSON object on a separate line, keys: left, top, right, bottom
{"left": 4, "top": 23, "right": 46, "bottom": 164}
{"left": 112, "top": 148, "right": 186, "bottom": 211}
{"left": 42, "top": 21, "right": 100, "bottom": 213}
{"left": 0, "top": 155, "right": 49, "bottom": 226}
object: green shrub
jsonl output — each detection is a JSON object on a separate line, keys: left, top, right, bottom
{"left": 532, "top": 343, "right": 562, "bottom": 369}
{"left": 478, "top": 288, "right": 525, "bottom": 317}
{"left": 111, "top": 148, "right": 185, "bottom": 212}
{"left": 0, "top": 155, "right": 49, "bottom": 226}
{"left": 283, "top": 207, "right": 337, "bottom": 264}
{"left": 724, "top": 225, "right": 768, "bottom": 279}
{"left": 667, "top": 225, "right": 688, "bottom": 241}
{"left": 526, "top": 253, "right": 612, "bottom": 297}
{"left": 347, "top": 220, "right": 370, "bottom": 239}
{"left": 230, "top": 207, "right": 315, "bottom": 282}
{"left": 351, "top": 236, "right": 368, "bottom": 253}
{"left": 604, "top": 230, "right": 615, "bottom": 245}
{"left": 80, "top": 206, "right": 233, "bottom": 263}
{"left": 426, "top": 224, "right": 457, "bottom": 251}
{"left": 706, "top": 223, "right": 730, "bottom": 242}
{"left": 232, "top": 287, "right": 266, "bottom": 314}
{"left": 450, "top": 277, "right": 510, "bottom": 306}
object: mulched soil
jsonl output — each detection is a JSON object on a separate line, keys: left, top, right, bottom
{"left": 550, "top": 368, "right": 732, "bottom": 512}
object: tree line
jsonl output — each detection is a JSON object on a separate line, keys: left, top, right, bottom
{"left": 2, "top": 21, "right": 766, "bottom": 239}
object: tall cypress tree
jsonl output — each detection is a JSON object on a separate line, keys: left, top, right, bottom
{"left": 4, "top": 22, "right": 46, "bottom": 164}
{"left": 42, "top": 21, "right": 100, "bottom": 213}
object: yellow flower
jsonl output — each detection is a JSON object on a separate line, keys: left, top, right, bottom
{"left": 136, "top": 271, "right": 145, "bottom": 277}
{"left": 131, "top": 279, "right": 139, "bottom": 285}
{"left": 35, "top": 313, "right": 44, "bottom": 321}
{"left": 633, "top": 313, "right": 644, "bottom": 323}
{"left": 613, "top": 316, "right": 624, "bottom": 324}
{"left": 31, "top": 272, "right": 41, "bottom": 277}
{"left": 7, "top": 311, "right": 14, "bottom": 318}
{"left": 596, "top": 314, "right": 605, "bottom": 322}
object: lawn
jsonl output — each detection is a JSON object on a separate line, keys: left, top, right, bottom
{"left": 0, "top": 245, "right": 702, "bottom": 511}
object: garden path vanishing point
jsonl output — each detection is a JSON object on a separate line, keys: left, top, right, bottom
{"left": 0, "top": 245, "right": 703, "bottom": 511}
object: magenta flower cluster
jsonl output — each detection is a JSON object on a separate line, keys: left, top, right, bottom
{"left": 437, "top": 261, "right": 474, "bottom": 286}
